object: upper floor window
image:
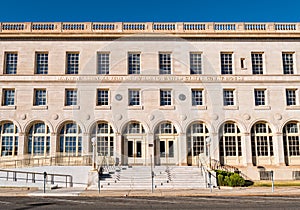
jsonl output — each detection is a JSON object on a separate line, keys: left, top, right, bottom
{"left": 4, "top": 52, "right": 18, "bottom": 74}
{"left": 65, "top": 89, "right": 78, "bottom": 106}
{"left": 254, "top": 89, "right": 266, "bottom": 106}
{"left": 192, "top": 89, "right": 203, "bottom": 106}
{"left": 128, "top": 89, "right": 140, "bottom": 106}
{"left": 2, "top": 89, "right": 15, "bottom": 106}
{"left": 223, "top": 89, "right": 235, "bottom": 106}
{"left": 220, "top": 53, "right": 233, "bottom": 75}
{"left": 282, "top": 52, "right": 294, "bottom": 74}
{"left": 97, "top": 89, "right": 109, "bottom": 106}
{"left": 251, "top": 53, "right": 263, "bottom": 74}
{"left": 34, "top": 89, "right": 46, "bottom": 106}
{"left": 66, "top": 52, "right": 79, "bottom": 74}
{"left": 160, "top": 89, "right": 172, "bottom": 106}
{"left": 35, "top": 52, "right": 48, "bottom": 74}
{"left": 286, "top": 89, "right": 297, "bottom": 106}
{"left": 159, "top": 53, "right": 171, "bottom": 74}
{"left": 128, "top": 53, "right": 140, "bottom": 74}
{"left": 190, "top": 53, "right": 202, "bottom": 74}
{"left": 97, "top": 52, "right": 109, "bottom": 74}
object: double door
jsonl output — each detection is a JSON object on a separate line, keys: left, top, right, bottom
{"left": 155, "top": 137, "right": 176, "bottom": 165}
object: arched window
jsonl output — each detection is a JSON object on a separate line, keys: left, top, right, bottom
{"left": 220, "top": 122, "right": 242, "bottom": 157}
{"left": 28, "top": 122, "right": 50, "bottom": 156}
{"left": 157, "top": 122, "right": 177, "bottom": 134}
{"left": 124, "top": 122, "right": 145, "bottom": 134}
{"left": 59, "top": 123, "right": 82, "bottom": 156}
{"left": 283, "top": 122, "right": 300, "bottom": 156}
{"left": 91, "top": 122, "right": 114, "bottom": 156}
{"left": 187, "top": 122, "right": 209, "bottom": 156}
{"left": 251, "top": 122, "right": 273, "bottom": 157}
{"left": 0, "top": 122, "right": 18, "bottom": 156}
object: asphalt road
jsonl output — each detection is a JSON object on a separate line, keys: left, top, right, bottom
{"left": 1, "top": 196, "right": 300, "bottom": 210}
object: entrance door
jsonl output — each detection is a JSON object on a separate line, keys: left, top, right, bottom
{"left": 127, "top": 139, "right": 143, "bottom": 165}
{"left": 158, "top": 138, "right": 176, "bottom": 165}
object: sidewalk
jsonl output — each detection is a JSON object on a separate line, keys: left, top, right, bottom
{"left": 1, "top": 186, "right": 300, "bottom": 197}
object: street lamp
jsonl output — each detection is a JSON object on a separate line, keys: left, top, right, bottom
{"left": 91, "top": 137, "right": 97, "bottom": 171}
{"left": 205, "top": 137, "right": 211, "bottom": 169}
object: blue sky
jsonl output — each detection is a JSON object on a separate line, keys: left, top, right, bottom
{"left": 1, "top": 0, "right": 299, "bottom": 22}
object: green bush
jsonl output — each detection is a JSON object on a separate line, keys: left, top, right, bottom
{"left": 215, "top": 170, "right": 245, "bottom": 187}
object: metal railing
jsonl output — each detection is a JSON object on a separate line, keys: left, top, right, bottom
{"left": 0, "top": 169, "right": 73, "bottom": 187}
{"left": 0, "top": 155, "right": 92, "bottom": 169}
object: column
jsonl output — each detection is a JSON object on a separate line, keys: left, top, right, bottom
{"left": 273, "top": 132, "right": 285, "bottom": 166}
{"left": 242, "top": 132, "right": 253, "bottom": 166}
{"left": 115, "top": 133, "right": 122, "bottom": 165}
{"left": 210, "top": 132, "right": 219, "bottom": 162}
{"left": 50, "top": 132, "right": 57, "bottom": 157}
{"left": 146, "top": 133, "right": 154, "bottom": 166}
{"left": 17, "top": 132, "right": 25, "bottom": 157}
{"left": 82, "top": 132, "right": 90, "bottom": 156}
{"left": 178, "top": 133, "right": 187, "bottom": 166}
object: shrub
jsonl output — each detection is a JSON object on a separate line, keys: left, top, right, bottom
{"left": 215, "top": 170, "right": 246, "bottom": 187}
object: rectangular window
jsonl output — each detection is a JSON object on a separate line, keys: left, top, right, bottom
{"left": 35, "top": 52, "right": 48, "bottom": 74}
{"left": 282, "top": 53, "right": 294, "bottom": 74}
{"left": 2, "top": 89, "right": 15, "bottom": 106}
{"left": 97, "top": 52, "right": 109, "bottom": 74}
{"left": 159, "top": 53, "right": 171, "bottom": 74}
{"left": 254, "top": 89, "right": 266, "bottom": 106}
{"left": 128, "top": 53, "right": 140, "bottom": 74}
{"left": 34, "top": 89, "right": 46, "bottom": 106}
{"left": 128, "top": 89, "right": 140, "bottom": 106}
{"left": 251, "top": 53, "right": 263, "bottom": 74}
{"left": 190, "top": 53, "right": 202, "bottom": 74}
{"left": 192, "top": 89, "right": 203, "bottom": 106}
{"left": 97, "top": 89, "right": 109, "bottom": 106}
{"left": 160, "top": 90, "right": 172, "bottom": 106}
{"left": 4, "top": 53, "right": 18, "bottom": 74}
{"left": 223, "top": 89, "right": 235, "bottom": 106}
{"left": 286, "top": 89, "right": 297, "bottom": 106}
{"left": 65, "top": 89, "right": 77, "bottom": 106}
{"left": 220, "top": 53, "right": 233, "bottom": 74}
{"left": 66, "top": 52, "right": 79, "bottom": 74}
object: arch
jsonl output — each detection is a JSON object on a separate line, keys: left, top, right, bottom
{"left": 153, "top": 120, "right": 181, "bottom": 135}
{"left": 24, "top": 119, "right": 54, "bottom": 134}
{"left": 120, "top": 119, "right": 149, "bottom": 134}
{"left": 0, "top": 119, "right": 22, "bottom": 133}
{"left": 217, "top": 119, "right": 247, "bottom": 134}
{"left": 55, "top": 119, "right": 86, "bottom": 134}
{"left": 87, "top": 119, "right": 116, "bottom": 135}
{"left": 248, "top": 119, "right": 276, "bottom": 134}
{"left": 280, "top": 119, "right": 300, "bottom": 132}
{"left": 184, "top": 119, "right": 215, "bottom": 134}
{"left": 282, "top": 120, "right": 300, "bottom": 165}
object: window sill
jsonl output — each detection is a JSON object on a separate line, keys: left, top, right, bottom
{"left": 95, "top": 105, "right": 111, "bottom": 110}
{"left": 159, "top": 105, "right": 175, "bottom": 110}
{"left": 32, "top": 105, "right": 48, "bottom": 110}
{"left": 286, "top": 105, "right": 300, "bottom": 110}
{"left": 191, "top": 105, "right": 207, "bottom": 110}
{"left": 254, "top": 106, "right": 271, "bottom": 110}
{"left": 63, "top": 105, "right": 80, "bottom": 110}
{"left": 223, "top": 106, "right": 239, "bottom": 110}
{"left": 0, "top": 105, "right": 16, "bottom": 110}
{"left": 128, "top": 105, "right": 143, "bottom": 110}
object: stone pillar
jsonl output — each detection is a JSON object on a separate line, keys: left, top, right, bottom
{"left": 242, "top": 132, "right": 253, "bottom": 166}
{"left": 146, "top": 133, "right": 154, "bottom": 166}
{"left": 178, "top": 133, "right": 187, "bottom": 166}
{"left": 17, "top": 132, "right": 25, "bottom": 157}
{"left": 50, "top": 132, "right": 57, "bottom": 157}
{"left": 210, "top": 132, "right": 219, "bottom": 162}
{"left": 115, "top": 133, "right": 122, "bottom": 165}
{"left": 82, "top": 132, "right": 90, "bottom": 156}
{"left": 274, "top": 132, "right": 285, "bottom": 166}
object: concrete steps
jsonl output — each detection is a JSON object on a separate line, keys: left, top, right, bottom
{"left": 89, "top": 166, "right": 206, "bottom": 190}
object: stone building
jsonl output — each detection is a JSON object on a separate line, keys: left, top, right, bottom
{"left": 0, "top": 22, "right": 300, "bottom": 180}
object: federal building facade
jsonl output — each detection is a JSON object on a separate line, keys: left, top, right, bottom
{"left": 0, "top": 22, "right": 300, "bottom": 180}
